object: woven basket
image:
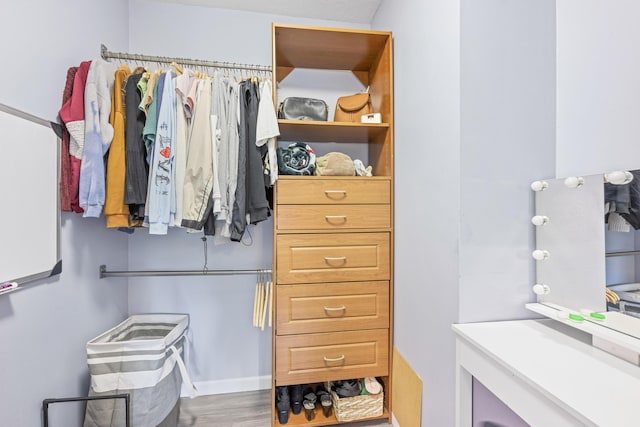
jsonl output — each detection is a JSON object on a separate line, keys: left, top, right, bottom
{"left": 330, "top": 389, "right": 384, "bottom": 422}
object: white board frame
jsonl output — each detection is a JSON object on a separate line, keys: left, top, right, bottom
{"left": 0, "top": 103, "right": 61, "bottom": 292}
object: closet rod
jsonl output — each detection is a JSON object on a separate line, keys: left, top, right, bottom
{"left": 99, "top": 265, "right": 271, "bottom": 279}
{"left": 606, "top": 250, "right": 640, "bottom": 257}
{"left": 100, "top": 44, "right": 272, "bottom": 73}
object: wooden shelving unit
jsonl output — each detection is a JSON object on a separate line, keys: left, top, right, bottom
{"left": 271, "top": 23, "right": 394, "bottom": 426}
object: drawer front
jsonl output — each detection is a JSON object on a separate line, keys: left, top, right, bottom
{"left": 277, "top": 179, "right": 390, "bottom": 205}
{"left": 277, "top": 281, "right": 389, "bottom": 335}
{"left": 275, "top": 329, "right": 389, "bottom": 386}
{"left": 277, "top": 205, "right": 391, "bottom": 231}
{"left": 276, "top": 233, "right": 390, "bottom": 284}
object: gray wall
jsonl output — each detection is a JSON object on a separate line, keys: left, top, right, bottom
{"left": 373, "top": 0, "right": 462, "bottom": 425}
{"left": 0, "top": 1, "right": 130, "bottom": 425}
{"left": 373, "top": 0, "right": 556, "bottom": 425}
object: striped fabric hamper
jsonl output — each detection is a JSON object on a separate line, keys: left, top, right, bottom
{"left": 83, "top": 314, "right": 196, "bottom": 427}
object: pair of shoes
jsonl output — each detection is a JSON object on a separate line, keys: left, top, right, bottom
{"left": 276, "top": 386, "right": 290, "bottom": 424}
{"left": 290, "top": 384, "right": 304, "bottom": 415}
{"left": 332, "top": 379, "right": 362, "bottom": 398}
{"left": 364, "top": 377, "right": 382, "bottom": 395}
{"left": 316, "top": 384, "right": 332, "bottom": 418}
{"left": 303, "top": 386, "right": 317, "bottom": 421}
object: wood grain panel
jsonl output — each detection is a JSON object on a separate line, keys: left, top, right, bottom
{"left": 276, "top": 233, "right": 390, "bottom": 284}
{"left": 276, "top": 178, "right": 390, "bottom": 205}
{"left": 276, "top": 281, "right": 389, "bottom": 335}
{"left": 277, "top": 205, "right": 390, "bottom": 231}
{"left": 275, "top": 329, "right": 388, "bottom": 386}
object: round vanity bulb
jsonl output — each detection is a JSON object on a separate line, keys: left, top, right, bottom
{"left": 531, "top": 215, "right": 549, "bottom": 226}
{"left": 530, "top": 180, "right": 549, "bottom": 192}
{"left": 532, "top": 284, "right": 550, "bottom": 295}
{"left": 532, "top": 249, "right": 550, "bottom": 261}
{"left": 604, "top": 170, "right": 633, "bottom": 185}
{"left": 564, "top": 176, "right": 584, "bottom": 188}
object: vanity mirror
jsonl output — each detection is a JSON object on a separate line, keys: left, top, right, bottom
{"left": 527, "top": 170, "right": 640, "bottom": 362}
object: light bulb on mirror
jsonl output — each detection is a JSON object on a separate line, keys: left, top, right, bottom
{"left": 532, "top": 284, "right": 550, "bottom": 295}
{"left": 564, "top": 176, "right": 584, "bottom": 188}
{"left": 531, "top": 249, "right": 550, "bottom": 261}
{"left": 604, "top": 170, "right": 633, "bottom": 185}
{"left": 530, "top": 180, "right": 549, "bottom": 192}
{"left": 531, "top": 215, "right": 549, "bottom": 226}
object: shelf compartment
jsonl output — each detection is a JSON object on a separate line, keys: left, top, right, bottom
{"left": 274, "top": 406, "right": 390, "bottom": 427}
{"left": 277, "top": 120, "right": 389, "bottom": 143}
{"left": 274, "top": 24, "right": 391, "bottom": 80}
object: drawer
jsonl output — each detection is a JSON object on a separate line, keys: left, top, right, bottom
{"left": 277, "top": 205, "right": 391, "bottom": 230}
{"left": 277, "top": 178, "right": 390, "bottom": 205}
{"left": 275, "top": 329, "right": 389, "bottom": 386}
{"left": 276, "top": 281, "right": 389, "bottom": 335}
{"left": 276, "top": 233, "right": 390, "bottom": 284}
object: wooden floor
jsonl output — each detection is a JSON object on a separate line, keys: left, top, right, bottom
{"left": 178, "top": 389, "right": 392, "bottom": 427}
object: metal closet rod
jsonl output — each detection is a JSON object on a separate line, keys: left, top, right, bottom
{"left": 606, "top": 250, "right": 640, "bottom": 257}
{"left": 100, "top": 44, "right": 272, "bottom": 73}
{"left": 99, "top": 265, "right": 271, "bottom": 279}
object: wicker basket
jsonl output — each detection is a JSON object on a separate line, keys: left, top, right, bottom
{"left": 330, "top": 389, "right": 384, "bottom": 422}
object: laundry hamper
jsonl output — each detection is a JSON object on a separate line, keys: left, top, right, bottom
{"left": 83, "top": 314, "right": 196, "bottom": 427}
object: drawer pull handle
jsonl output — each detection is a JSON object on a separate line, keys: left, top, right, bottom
{"left": 323, "top": 305, "right": 346, "bottom": 312}
{"left": 323, "top": 355, "right": 346, "bottom": 363}
{"left": 324, "top": 190, "right": 347, "bottom": 200}
{"left": 325, "top": 215, "right": 347, "bottom": 224}
{"left": 324, "top": 256, "right": 347, "bottom": 266}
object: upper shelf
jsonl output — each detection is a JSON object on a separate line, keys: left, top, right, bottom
{"left": 273, "top": 23, "right": 392, "bottom": 83}
{"left": 277, "top": 120, "right": 389, "bottom": 143}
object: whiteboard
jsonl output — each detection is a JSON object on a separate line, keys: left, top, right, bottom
{"left": 0, "top": 103, "right": 61, "bottom": 287}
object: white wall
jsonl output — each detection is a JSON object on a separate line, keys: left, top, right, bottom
{"left": 0, "top": 2, "right": 129, "bottom": 425}
{"left": 126, "top": 0, "right": 370, "bottom": 392}
{"left": 373, "top": 1, "right": 461, "bottom": 425}
{"left": 557, "top": 0, "right": 640, "bottom": 177}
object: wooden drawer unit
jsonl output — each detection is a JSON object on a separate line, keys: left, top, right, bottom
{"left": 275, "top": 329, "right": 389, "bottom": 386}
{"left": 277, "top": 204, "right": 391, "bottom": 231}
{"left": 276, "top": 281, "right": 389, "bottom": 335}
{"left": 277, "top": 178, "right": 390, "bottom": 205}
{"left": 276, "top": 232, "right": 390, "bottom": 284}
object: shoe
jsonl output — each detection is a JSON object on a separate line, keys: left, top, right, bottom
{"left": 364, "top": 377, "right": 382, "bottom": 395}
{"left": 332, "top": 379, "right": 361, "bottom": 397}
{"left": 276, "top": 386, "right": 290, "bottom": 424}
{"left": 303, "top": 399, "right": 316, "bottom": 421}
{"left": 290, "top": 384, "right": 303, "bottom": 415}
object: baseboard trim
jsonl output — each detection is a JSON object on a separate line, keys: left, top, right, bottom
{"left": 181, "top": 375, "right": 272, "bottom": 397}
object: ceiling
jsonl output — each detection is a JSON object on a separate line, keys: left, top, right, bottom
{"left": 150, "top": 0, "right": 382, "bottom": 24}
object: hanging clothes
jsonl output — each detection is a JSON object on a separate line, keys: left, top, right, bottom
{"left": 124, "top": 72, "right": 149, "bottom": 226}
{"left": 174, "top": 69, "right": 196, "bottom": 227}
{"left": 148, "top": 71, "right": 177, "bottom": 235}
{"left": 79, "top": 58, "right": 117, "bottom": 217}
{"left": 181, "top": 78, "right": 215, "bottom": 232}
{"left": 58, "top": 66, "right": 78, "bottom": 212}
{"left": 59, "top": 60, "right": 91, "bottom": 214}
{"left": 256, "top": 79, "right": 280, "bottom": 187}
{"left": 212, "top": 77, "right": 240, "bottom": 242}
{"left": 104, "top": 64, "right": 131, "bottom": 228}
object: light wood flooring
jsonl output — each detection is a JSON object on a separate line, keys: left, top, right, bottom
{"left": 178, "top": 389, "right": 392, "bottom": 427}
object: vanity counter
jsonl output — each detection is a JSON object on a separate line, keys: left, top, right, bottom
{"left": 454, "top": 319, "right": 640, "bottom": 427}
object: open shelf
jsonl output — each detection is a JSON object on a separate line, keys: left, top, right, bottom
{"left": 274, "top": 24, "right": 391, "bottom": 83}
{"left": 275, "top": 406, "right": 390, "bottom": 427}
{"left": 278, "top": 120, "right": 389, "bottom": 143}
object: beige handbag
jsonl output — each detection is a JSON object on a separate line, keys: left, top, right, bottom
{"left": 334, "top": 92, "right": 373, "bottom": 122}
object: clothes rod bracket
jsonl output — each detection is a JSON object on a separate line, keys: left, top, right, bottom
{"left": 99, "top": 265, "right": 271, "bottom": 279}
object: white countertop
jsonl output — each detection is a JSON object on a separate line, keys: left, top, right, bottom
{"left": 453, "top": 319, "right": 640, "bottom": 427}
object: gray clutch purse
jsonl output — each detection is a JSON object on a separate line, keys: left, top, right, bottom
{"left": 277, "top": 97, "right": 328, "bottom": 121}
